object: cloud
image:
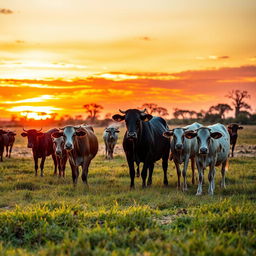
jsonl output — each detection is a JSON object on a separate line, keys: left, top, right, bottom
{"left": 0, "top": 8, "right": 13, "bottom": 14}
{"left": 196, "top": 55, "right": 230, "bottom": 60}
{"left": 15, "top": 40, "right": 25, "bottom": 44}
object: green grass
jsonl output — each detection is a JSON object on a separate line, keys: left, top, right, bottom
{"left": 0, "top": 126, "right": 255, "bottom": 255}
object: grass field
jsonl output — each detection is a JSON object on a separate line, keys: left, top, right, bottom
{"left": 0, "top": 126, "right": 255, "bottom": 255}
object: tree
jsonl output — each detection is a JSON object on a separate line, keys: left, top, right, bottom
{"left": 83, "top": 103, "right": 103, "bottom": 122}
{"left": 141, "top": 103, "right": 158, "bottom": 114}
{"left": 208, "top": 104, "right": 233, "bottom": 119}
{"left": 155, "top": 107, "right": 169, "bottom": 117}
{"left": 226, "top": 90, "right": 251, "bottom": 118}
{"left": 173, "top": 108, "right": 190, "bottom": 119}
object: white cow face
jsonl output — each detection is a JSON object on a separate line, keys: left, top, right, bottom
{"left": 163, "top": 128, "right": 187, "bottom": 151}
{"left": 185, "top": 128, "right": 222, "bottom": 155}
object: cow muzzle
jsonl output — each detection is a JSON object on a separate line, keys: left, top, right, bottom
{"left": 56, "top": 150, "right": 62, "bottom": 156}
{"left": 175, "top": 144, "right": 183, "bottom": 151}
{"left": 65, "top": 143, "right": 73, "bottom": 151}
{"left": 127, "top": 132, "right": 137, "bottom": 140}
{"left": 199, "top": 147, "right": 208, "bottom": 155}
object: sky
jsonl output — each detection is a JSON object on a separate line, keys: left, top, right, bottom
{"left": 0, "top": 0, "right": 255, "bottom": 119}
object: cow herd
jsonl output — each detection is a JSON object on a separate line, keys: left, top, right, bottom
{"left": 0, "top": 109, "right": 244, "bottom": 195}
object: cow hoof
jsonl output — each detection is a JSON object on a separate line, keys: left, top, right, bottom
{"left": 136, "top": 173, "right": 140, "bottom": 178}
{"left": 196, "top": 192, "right": 202, "bottom": 196}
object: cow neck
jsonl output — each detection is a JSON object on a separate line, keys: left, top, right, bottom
{"left": 32, "top": 136, "right": 41, "bottom": 153}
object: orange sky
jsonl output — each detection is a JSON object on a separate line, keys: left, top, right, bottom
{"left": 0, "top": 0, "right": 255, "bottom": 119}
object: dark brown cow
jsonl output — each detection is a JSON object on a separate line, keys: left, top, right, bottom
{"left": 227, "top": 123, "right": 243, "bottom": 157}
{"left": 21, "top": 128, "right": 58, "bottom": 176}
{"left": 52, "top": 125, "right": 98, "bottom": 185}
{"left": 51, "top": 134, "right": 68, "bottom": 177}
{"left": 0, "top": 129, "right": 8, "bottom": 162}
{"left": 3, "top": 131, "right": 16, "bottom": 158}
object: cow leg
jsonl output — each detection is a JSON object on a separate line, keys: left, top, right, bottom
{"left": 34, "top": 155, "right": 38, "bottom": 176}
{"left": 70, "top": 164, "right": 78, "bottom": 185}
{"left": 162, "top": 154, "right": 169, "bottom": 186}
{"left": 141, "top": 162, "right": 149, "bottom": 188}
{"left": 231, "top": 143, "right": 235, "bottom": 157}
{"left": 81, "top": 157, "right": 92, "bottom": 185}
{"left": 0, "top": 150, "right": 3, "bottom": 162}
{"left": 221, "top": 159, "right": 227, "bottom": 189}
{"left": 56, "top": 157, "right": 62, "bottom": 177}
{"left": 147, "top": 163, "right": 154, "bottom": 186}
{"left": 40, "top": 157, "right": 46, "bottom": 177}
{"left": 191, "top": 157, "right": 195, "bottom": 185}
{"left": 136, "top": 163, "right": 140, "bottom": 177}
{"left": 182, "top": 156, "right": 190, "bottom": 191}
{"left": 105, "top": 142, "right": 108, "bottom": 159}
{"left": 5, "top": 145, "right": 8, "bottom": 157}
{"left": 9, "top": 144, "right": 13, "bottom": 158}
{"left": 128, "top": 159, "right": 135, "bottom": 188}
{"left": 52, "top": 154, "right": 57, "bottom": 176}
{"left": 174, "top": 161, "right": 181, "bottom": 189}
{"left": 196, "top": 160, "right": 203, "bottom": 195}
{"left": 208, "top": 164, "right": 216, "bottom": 195}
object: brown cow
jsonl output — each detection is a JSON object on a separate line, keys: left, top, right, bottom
{"left": 21, "top": 128, "right": 58, "bottom": 176}
{"left": 3, "top": 131, "right": 16, "bottom": 158}
{"left": 52, "top": 125, "right": 98, "bottom": 185}
{"left": 0, "top": 129, "right": 8, "bottom": 162}
{"left": 227, "top": 123, "right": 243, "bottom": 157}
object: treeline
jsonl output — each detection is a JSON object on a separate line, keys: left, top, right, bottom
{"left": 2, "top": 89, "right": 255, "bottom": 127}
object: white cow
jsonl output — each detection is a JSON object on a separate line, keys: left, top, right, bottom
{"left": 163, "top": 122, "right": 202, "bottom": 190}
{"left": 185, "top": 123, "right": 230, "bottom": 195}
{"left": 103, "top": 126, "right": 119, "bottom": 159}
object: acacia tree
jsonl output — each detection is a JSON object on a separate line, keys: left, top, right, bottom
{"left": 208, "top": 104, "right": 233, "bottom": 119}
{"left": 141, "top": 103, "right": 158, "bottom": 114}
{"left": 226, "top": 90, "right": 251, "bottom": 118}
{"left": 155, "top": 107, "right": 169, "bottom": 117}
{"left": 83, "top": 103, "right": 103, "bottom": 123}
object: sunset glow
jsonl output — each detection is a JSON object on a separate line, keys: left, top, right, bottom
{"left": 0, "top": 0, "right": 255, "bottom": 120}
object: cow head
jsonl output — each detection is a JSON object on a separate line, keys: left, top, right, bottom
{"left": 21, "top": 128, "right": 43, "bottom": 148}
{"left": 7, "top": 131, "right": 16, "bottom": 138}
{"left": 163, "top": 127, "right": 188, "bottom": 152}
{"left": 51, "top": 126, "right": 86, "bottom": 151}
{"left": 227, "top": 123, "right": 243, "bottom": 137}
{"left": 0, "top": 129, "right": 8, "bottom": 135}
{"left": 105, "top": 127, "right": 119, "bottom": 141}
{"left": 185, "top": 127, "right": 222, "bottom": 155}
{"left": 51, "top": 133, "right": 65, "bottom": 157}
{"left": 112, "top": 109, "right": 152, "bottom": 140}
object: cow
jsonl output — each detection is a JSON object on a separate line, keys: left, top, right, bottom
{"left": 112, "top": 109, "right": 170, "bottom": 188}
{"left": 103, "top": 126, "right": 119, "bottom": 159}
{"left": 227, "top": 123, "right": 243, "bottom": 157}
{"left": 51, "top": 134, "right": 68, "bottom": 177}
{"left": 21, "top": 128, "right": 58, "bottom": 176}
{"left": 185, "top": 123, "right": 230, "bottom": 195}
{"left": 3, "top": 131, "right": 16, "bottom": 158}
{"left": 0, "top": 129, "right": 8, "bottom": 162}
{"left": 163, "top": 122, "right": 202, "bottom": 191}
{"left": 51, "top": 125, "right": 98, "bottom": 185}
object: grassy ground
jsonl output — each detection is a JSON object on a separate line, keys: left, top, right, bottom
{"left": 0, "top": 126, "right": 255, "bottom": 255}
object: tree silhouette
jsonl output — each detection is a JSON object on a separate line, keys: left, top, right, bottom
{"left": 208, "top": 104, "right": 233, "bottom": 119}
{"left": 83, "top": 103, "right": 103, "bottom": 122}
{"left": 155, "top": 107, "right": 169, "bottom": 117}
{"left": 141, "top": 103, "right": 158, "bottom": 114}
{"left": 226, "top": 90, "right": 251, "bottom": 118}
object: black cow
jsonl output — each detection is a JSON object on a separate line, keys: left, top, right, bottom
{"left": 21, "top": 128, "right": 58, "bottom": 176}
{"left": 113, "top": 109, "right": 170, "bottom": 188}
{"left": 3, "top": 131, "right": 16, "bottom": 158}
{"left": 227, "top": 123, "right": 243, "bottom": 157}
{"left": 0, "top": 129, "right": 8, "bottom": 162}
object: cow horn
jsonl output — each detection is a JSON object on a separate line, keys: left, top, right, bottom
{"left": 74, "top": 126, "right": 81, "bottom": 130}
{"left": 119, "top": 109, "right": 126, "bottom": 114}
{"left": 140, "top": 108, "right": 147, "bottom": 113}
{"left": 23, "top": 128, "right": 29, "bottom": 132}
{"left": 37, "top": 128, "right": 42, "bottom": 132}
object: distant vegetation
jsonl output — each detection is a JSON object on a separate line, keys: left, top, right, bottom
{"left": 1, "top": 90, "right": 255, "bottom": 127}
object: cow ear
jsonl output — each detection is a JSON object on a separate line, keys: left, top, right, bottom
{"left": 112, "top": 114, "right": 125, "bottom": 122}
{"left": 211, "top": 132, "right": 222, "bottom": 139}
{"left": 141, "top": 114, "right": 153, "bottom": 122}
{"left": 21, "top": 132, "right": 27, "bottom": 137}
{"left": 184, "top": 131, "right": 197, "bottom": 139}
{"left": 51, "top": 132, "right": 63, "bottom": 138}
{"left": 163, "top": 130, "right": 173, "bottom": 138}
{"left": 238, "top": 126, "right": 243, "bottom": 130}
{"left": 115, "top": 130, "right": 120, "bottom": 133}
{"left": 76, "top": 130, "right": 86, "bottom": 136}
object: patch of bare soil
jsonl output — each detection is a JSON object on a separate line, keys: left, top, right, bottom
{"left": 153, "top": 208, "right": 188, "bottom": 225}
{"left": 234, "top": 145, "right": 256, "bottom": 157}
